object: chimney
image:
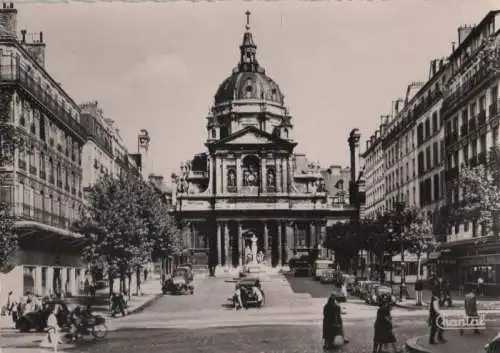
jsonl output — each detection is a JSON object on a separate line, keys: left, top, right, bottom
{"left": 452, "top": 41, "right": 456, "bottom": 52}
{"left": 458, "top": 25, "right": 473, "bottom": 45}
{"left": 0, "top": 2, "right": 17, "bottom": 39}
{"left": 22, "top": 31, "right": 46, "bottom": 68}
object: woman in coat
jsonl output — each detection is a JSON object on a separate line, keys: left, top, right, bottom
{"left": 373, "top": 297, "right": 401, "bottom": 353}
{"left": 323, "top": 293, "right": 349, "bottom": 349}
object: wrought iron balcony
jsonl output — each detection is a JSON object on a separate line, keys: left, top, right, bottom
{"left": 443, "top": 66, "right": 490, "bottom": 111}
{"left": 0, "top": 63, "right": 87, "bottom": 141}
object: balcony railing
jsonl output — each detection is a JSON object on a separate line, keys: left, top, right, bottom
{"left": 0, "top": 64, "right": 87, "bottom": 140}
{"left": 18, "top": 159, "right": 26, "bottom": 170}
{"left": 478, "top": 110, "right": 486, "bottom": 126}
{"left": 14, "top": 203, "right": 73, "bottom": 230}
{"left": 443, "top": 66, "right": 491, "bottom": 110}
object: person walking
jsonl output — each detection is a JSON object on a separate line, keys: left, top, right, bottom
{"left": 373, "top": 296, "right": 402, "bottom": 353}
{"left": 428, "top": 289, "right": 446, "bottom": 345}
{"left": 46, "top": 304, "right": 62, "bottom": 352}
{"left": 460, "top": 286, "right": 481, "bottom": 336}
{"left": 323, "top": 293, "right": 349, "bottom": 350}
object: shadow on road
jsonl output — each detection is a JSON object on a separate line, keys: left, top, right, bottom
{"left": 283, "top": 274, "right": 339, "bottom": 298}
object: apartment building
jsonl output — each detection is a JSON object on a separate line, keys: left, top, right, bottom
{"left": 440, "top": 11, "right": 500, "bottom": 294}
{"left": 0, "top": 3, "right": 87, "bottom": 303}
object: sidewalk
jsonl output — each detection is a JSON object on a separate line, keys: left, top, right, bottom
{"left": 0, "top": 279, "right": 162, "bottom": 330}
{"left": 396, "top": 289, "right": 500, "bottom": 311}
{"left": 406, "top": 329, "right": 497, "bottom": 353}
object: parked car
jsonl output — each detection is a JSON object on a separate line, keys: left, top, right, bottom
{"left": 312, "top": 259, "right": 334, "bottom": 280}
{"left": 162, "top": 267, "right": 194, "bottom": 295}
{"left": 359, "top": 281, "right": 378, "bottom": 301}
{"left": 292, "top": 258, "right": 311, "bottom": 277}
{"left": 16, "top": 300, "right": 70, "bottom": 332}
{"left": 319, "top": 268, "right": 337, "bottom": 284}
{"left": 177, "top": 265, "right": 194, "bottom": 282}
{"left": 365, "top": 284, "right": 396, "bottom": 305}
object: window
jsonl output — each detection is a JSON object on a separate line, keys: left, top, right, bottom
{"left": 433, "top": 142, "right": 439, "bottom": 166}
{"left": 434, "top": 174, "right": 440, "bottom": 200}
{"left": 480, "top": 135, "right": 486, "bottom": 154}
{"left": 417, "top": 124, "right": 424, "bottom": 146}
{"left": 417, "top": 152, "right": 424, "bottom": 175}
{"left": 426, "top": 147, "right": 431, "bottom": 170}
{"left": 432, "top": 112, "right": 438, "bottom": 132}
{"left": 425, "top": 118, "right": 430, "bottom": 138}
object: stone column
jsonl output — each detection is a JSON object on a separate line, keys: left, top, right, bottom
{"left": 281, "top": 158, "right": 286, "bottom": 192}
{"left": 238, "top": 222, "right": 243, "bottom": 266}
{"left": 61, "top": 268, "right": 68, "bottom": 296}
{"left": 219, "top": 156, "right": 224, "bottom": 194}
{"left": 287, "top": 157, "right": 293, "bottom": 193}
{"left": 215, "top": 156, "right": 222, "bottom": 194}
{"left": 294, "top": 222, "right": 299, "bottom": 248}
{"left": 263, "top": 221, "right": 269, "bottom": 264}
{"left": 69, "top": 268, "right": 76, "bottom": 296}
{"left": 286, "top": 221, "right": 294, "bottom": 258}
{"left": 261, "top": 156, "right": 266, "bottom": 193}
{"left": 35, "top": 267, "right": 43, "bottom": 296}
{"left": 277, "top": 222, "right": 283, "bottom": 266}
{"left": 276, "top": 156, "right": 282, "bottom": 193}
{"left": 282, "top": 157, "right": 288, "bottom": 193}
{"left": 236, "top": 156, "right": 243, "bottom": 190}
{"left": 46, "top": 267, "right": 54, "bottom": 295}
{"left": 224, "top": 222, "right": 230, "bottom": 268}
{"left": 217, "top": 222, "right": 222, "bottom": 267}
{"left": 309, "top": 222, "right": 315, "bottom": 248}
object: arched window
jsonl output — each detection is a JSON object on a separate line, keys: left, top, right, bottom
{"left": 272, "top": 88, "right": 277, "bottom": 101}
{"left": 283, "top": 128, "right": 289, "bottom": 138}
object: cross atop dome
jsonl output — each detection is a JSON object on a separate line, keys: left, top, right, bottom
{"left": 245, "top": 10, "right": 251, "bottom": 31}
{"left": 238, "top": 10, "right": 263, "bottom": 73}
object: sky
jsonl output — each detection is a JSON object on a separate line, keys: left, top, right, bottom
{"left": 13, "top": 0, "right": 499, "bottom": 181}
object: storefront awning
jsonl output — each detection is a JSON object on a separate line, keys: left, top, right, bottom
{"left": 15, "top": 221, "right": 87, "bottom": 251}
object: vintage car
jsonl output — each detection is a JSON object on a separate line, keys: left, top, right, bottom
{"left": 16, "top": 300, "right": 70, "bottom": 332}
{"left": 162, "top": 267, "right": 194, "bottom": 295}
{"left": 365, "top": 284, "right": 396, "bottom": 306}
{"left": 312, "top": 259, "right": 334, "bottom": 280}
{"left": 229, "top": 277, "right": 265, "bottom": 308}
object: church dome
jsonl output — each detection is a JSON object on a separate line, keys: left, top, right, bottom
{"left": 213, "top": 11, "right": 285, "bottom": 106}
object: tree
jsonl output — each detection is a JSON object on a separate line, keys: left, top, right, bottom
{"left": 400, "top": 207, "right": 436, "bottom": 304}
{"left": 457, "top": 147, "right": 500, "bottom": 237}
{"left": 76, "top": 173, "right": 177, "bottom": 295}
{"left": 0, "top": 88, "right": 18, "bottom": 271}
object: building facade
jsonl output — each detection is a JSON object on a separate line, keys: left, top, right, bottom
{"left": 0, "top": 4, "right": 87, "bottom": 303}
{"left": 172, "top": 15, "right": 356, "bottom": 272}
{"left": 440, "top": 11, "right": 500, "bottom": 294}
{"left": 360, "top": 10, "right": 500, "bottom": 294}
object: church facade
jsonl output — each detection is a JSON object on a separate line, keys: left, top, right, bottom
{"left": 171, "top": 13, "right": 356, "bottom": 271}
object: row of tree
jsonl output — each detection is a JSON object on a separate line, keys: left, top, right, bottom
{"left": 325, "top": 205, "right": 436, "bottom": 280}
{"left": 75, "top": 173, "right": 183, "bottom": 295}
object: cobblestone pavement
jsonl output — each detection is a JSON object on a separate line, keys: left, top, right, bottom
{"left": 1, "top": 319, "right": 428, "bottom": 353}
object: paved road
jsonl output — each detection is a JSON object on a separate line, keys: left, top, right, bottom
{"left": 284, "top": 274, "right": 341, "bottom": 298}
{"left": 2, "top": 319, "right": 428, "bottom": 353}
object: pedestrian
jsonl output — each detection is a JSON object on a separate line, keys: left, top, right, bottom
{"left": 45, "top": 304, "right": 62, "bottom": 352}
{"left": 323, "top": 293, "right": 349, "bottom": 350}
{"left": 477, "top": 276, "right": 484, "bottom": 296}
{"left": 460, "top": 286, "right": 481, "bottom": 336}
{"left": 428, "top": 289, "right": 446, "bottom": 345}
{"left": 373, "top": 296, "right": 402, "bottom": 353}
{"left": 143, "top": 268, "right": 148, "bottom": 282}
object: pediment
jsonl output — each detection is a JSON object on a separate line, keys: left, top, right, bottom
{"left": 225, "top": 129, "right": 276, "bottom": 145}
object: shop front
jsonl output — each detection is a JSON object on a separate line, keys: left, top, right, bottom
{"left": 0, "top": 222, "right": 87, "bottom": 306}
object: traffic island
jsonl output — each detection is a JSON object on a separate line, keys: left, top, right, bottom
{"left": 405, "top": 329, "right": 497, "bottom": 353}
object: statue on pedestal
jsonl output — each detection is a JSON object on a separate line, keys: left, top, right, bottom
{"left": 245, "top": 245, "right": 252, "bottom": 264}
{"left": 250, "top": 234, "right": 258, "bottom": 265}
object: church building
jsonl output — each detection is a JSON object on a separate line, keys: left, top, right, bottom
{"left": 171, "top": 12, "right": 356, "bottom": 272}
